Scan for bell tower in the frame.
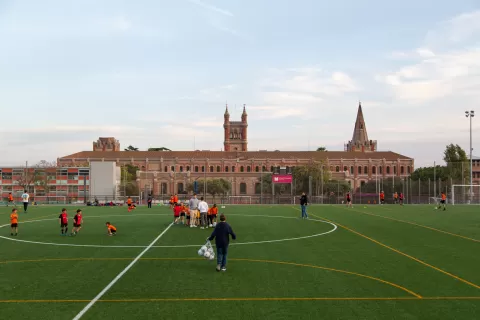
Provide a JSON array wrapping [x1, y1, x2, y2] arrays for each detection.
[[223, 104, 248, 152]]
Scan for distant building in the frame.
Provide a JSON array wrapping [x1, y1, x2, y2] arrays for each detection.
[[56, 103, 414, 195]]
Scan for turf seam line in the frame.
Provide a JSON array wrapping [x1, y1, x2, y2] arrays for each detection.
[[309, 212, 480, 291], [71, 223, 174, 320]]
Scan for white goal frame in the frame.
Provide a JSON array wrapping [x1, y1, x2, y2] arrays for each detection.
[[451, 185, 480, 205], [228, 196, 252, 204]]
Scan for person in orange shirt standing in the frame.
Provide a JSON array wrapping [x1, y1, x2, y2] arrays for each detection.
[[173, 194, 178, 205], [380, 191, 385, 205], [438, 192, 447, 211], [208, 204, 218, 227], [169, 195, 174, 209], [10, 208, 18, 236], [393, 192, 398, 204], [7, 193, 15, 207]]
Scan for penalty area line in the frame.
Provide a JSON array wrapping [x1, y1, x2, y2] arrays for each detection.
[[71, 222, 174, 320]]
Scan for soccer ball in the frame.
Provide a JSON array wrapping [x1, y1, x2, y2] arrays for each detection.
[[208, 254, 215, 260], [221, 206, 225, 209], [197, 249, 204, 256], [212, 222, 216, 227], [201, 245, 207, 252], [209, 224, 213, 227], [204, 251, 211, 259]]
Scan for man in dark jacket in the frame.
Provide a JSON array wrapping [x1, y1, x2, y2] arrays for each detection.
[[208, 214, 236, 272], [300, 192, 308, 219]]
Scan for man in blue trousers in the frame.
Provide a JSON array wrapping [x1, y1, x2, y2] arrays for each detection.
[[208, 214, 236, 272], [300, 192, 308, 219]]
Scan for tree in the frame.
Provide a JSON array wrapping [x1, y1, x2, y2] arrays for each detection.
[[292, 163, 331, 195], [316, 147, 327, 151], [186, 179, 231, 201], [120, 164, 139, 196], [148, 147, 171, 151], [34, 160, 57, 198], [124, 145, 139, 151], [410, 166, 449, 181], [443, 143, 469, 182]]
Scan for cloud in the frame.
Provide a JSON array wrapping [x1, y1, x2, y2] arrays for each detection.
[[378, 10, 480, 104], [188, 0, 233, 16]]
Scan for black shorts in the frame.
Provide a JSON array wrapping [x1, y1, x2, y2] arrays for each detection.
[[8, 200, 13, 203], [187, 215, 190, 220], [346, 198, 351, 202], [440, 200, 445, 204], [61, 223, 68, 228], [180, 212, 185, 216], [111, 230, 116, 234], [11, 223, 18, 228], [74, 223, 81, 227]]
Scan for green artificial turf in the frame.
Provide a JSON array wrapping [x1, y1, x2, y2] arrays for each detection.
[[0, 203, 479, 319]]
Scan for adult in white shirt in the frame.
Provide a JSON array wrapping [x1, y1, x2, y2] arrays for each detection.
[[21, 190, 29, 213], [198, 197, 209, 229]]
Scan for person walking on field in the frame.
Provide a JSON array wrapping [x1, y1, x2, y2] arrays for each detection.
[[21, 190, 29, 213], [208, 214, 236, 272], [189, 194, 199, 228], [198, 197, 209, 229], [300, 192, 308, 219]]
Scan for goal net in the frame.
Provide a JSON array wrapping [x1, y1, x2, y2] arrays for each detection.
[[31, 196, 67, 205], [228, 196, 252, 204], [451, 185, 480, 205]]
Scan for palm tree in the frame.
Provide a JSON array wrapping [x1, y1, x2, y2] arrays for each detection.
[[316, 147, 327, 151], [148, 147, 171, 151]]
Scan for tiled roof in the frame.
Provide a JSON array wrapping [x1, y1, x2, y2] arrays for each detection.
[[60, 150, 413, 161]]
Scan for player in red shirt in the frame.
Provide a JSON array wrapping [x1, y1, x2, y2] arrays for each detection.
[[59, 208, 69, 236], [399, 193, 404, 206], [346, 192, 352, 208], [71, 209, 83, 236], [173, 203, 182, 224]]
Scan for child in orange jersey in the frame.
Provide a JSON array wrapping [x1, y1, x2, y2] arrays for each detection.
[[10, 208, 18, 236], [106, 222, 117, 236]]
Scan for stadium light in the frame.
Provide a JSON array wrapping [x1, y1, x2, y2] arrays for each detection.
[[466, 111, 475, 199]]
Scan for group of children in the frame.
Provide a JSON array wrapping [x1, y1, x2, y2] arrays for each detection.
[[9, 207, 117, 237], [171, 201, 219, 227]]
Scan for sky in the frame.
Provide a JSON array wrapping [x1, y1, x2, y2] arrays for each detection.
[[1, 0, 479, 168]]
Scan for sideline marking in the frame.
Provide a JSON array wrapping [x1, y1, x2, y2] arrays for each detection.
[[340, 207, 480, 243], [72, 223, 173, 320], [0, 257, 420, 298], [309, 212, 480, 291], [3, 297, 480, 303], [0, 214, 337, 248]]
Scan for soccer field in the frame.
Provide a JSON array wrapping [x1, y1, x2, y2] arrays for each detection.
[[0, 204, 479, 319]]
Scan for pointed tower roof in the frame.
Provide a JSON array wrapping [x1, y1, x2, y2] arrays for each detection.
[[242, 104, 247, 115], [224, 103, 229, 115], [351, 101, 369, 143]]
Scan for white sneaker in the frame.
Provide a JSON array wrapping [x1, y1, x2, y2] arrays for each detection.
[[200, 227, 204, 229], [221, 267, 226, 272], [209, 224, 213, 227]]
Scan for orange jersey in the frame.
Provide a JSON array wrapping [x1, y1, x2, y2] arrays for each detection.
[[173, 196, 178, 203], [380, 192, 385, 200], [10, 213, 18, 224], [127, 199, 132, 205], [181, 205, 189, 215], [169, 197, 174, 203], [8, 195, 13, 201], [108, 225, 117, 231], [442, 194, 446, 200], [208, 207, 218, 215], [394, 193, 398, 199]]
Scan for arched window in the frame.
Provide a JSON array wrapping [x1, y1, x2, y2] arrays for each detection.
[[232, 166, 235, 172], [216, 166, 221, 172], [240, 183, 247, 194], [255, 166, 259, 172], [270, 166, 274, 172], [262, 166, 267, 172], [358, 166, 362, 174], [179, 166, 183, 172], [201, 166, 205, 172], [350, 166, 354, 174], [344, 166, 348, 172], [225, 166, 229, 172], [335, 166, 340, 172], [209, 166, 214, 173], [186, 166, 190, 172], [401, 166, 404, 174], [372, 166, 376, 174], [364, 166, 368, 175], [407, 166, 411, 174], [247, 166, 251, 172], [361, 180, 366, 186], [194, 166, 199, 172], [240, 166, 244, 172], [171, 166, 175, 172], [386, 166, 390, 174], [164, 166, 168, 172], [255, 183, 261, 194]]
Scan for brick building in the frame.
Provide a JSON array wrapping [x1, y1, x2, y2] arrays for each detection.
[[56, 103, 414, 197]]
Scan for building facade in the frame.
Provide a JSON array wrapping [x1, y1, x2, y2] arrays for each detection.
[[56, 104, 414, 197]]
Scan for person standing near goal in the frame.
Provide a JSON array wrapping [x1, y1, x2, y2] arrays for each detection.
[[21, 190, 29, 213], [300, 192, 308, 219], [438, 192, 447, 211], [198, 197, 209, 229], [189, 194, 199, 228]]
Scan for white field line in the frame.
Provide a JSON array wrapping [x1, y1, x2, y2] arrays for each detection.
[[72, 223, 173, 320]]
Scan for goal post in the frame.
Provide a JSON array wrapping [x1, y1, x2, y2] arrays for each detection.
[[451, 185, 480, 205], [228, 196, 252, 204]]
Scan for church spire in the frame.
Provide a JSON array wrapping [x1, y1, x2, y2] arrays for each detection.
[[345, 102, 377, 152], [224, 103, 229, 115], [241, 104, 247, 122]]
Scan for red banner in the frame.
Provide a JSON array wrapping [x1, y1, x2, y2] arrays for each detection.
[[272, 174, 292, 184]]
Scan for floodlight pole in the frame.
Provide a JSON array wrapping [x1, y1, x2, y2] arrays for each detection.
[[466, 110, 475, 200]]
